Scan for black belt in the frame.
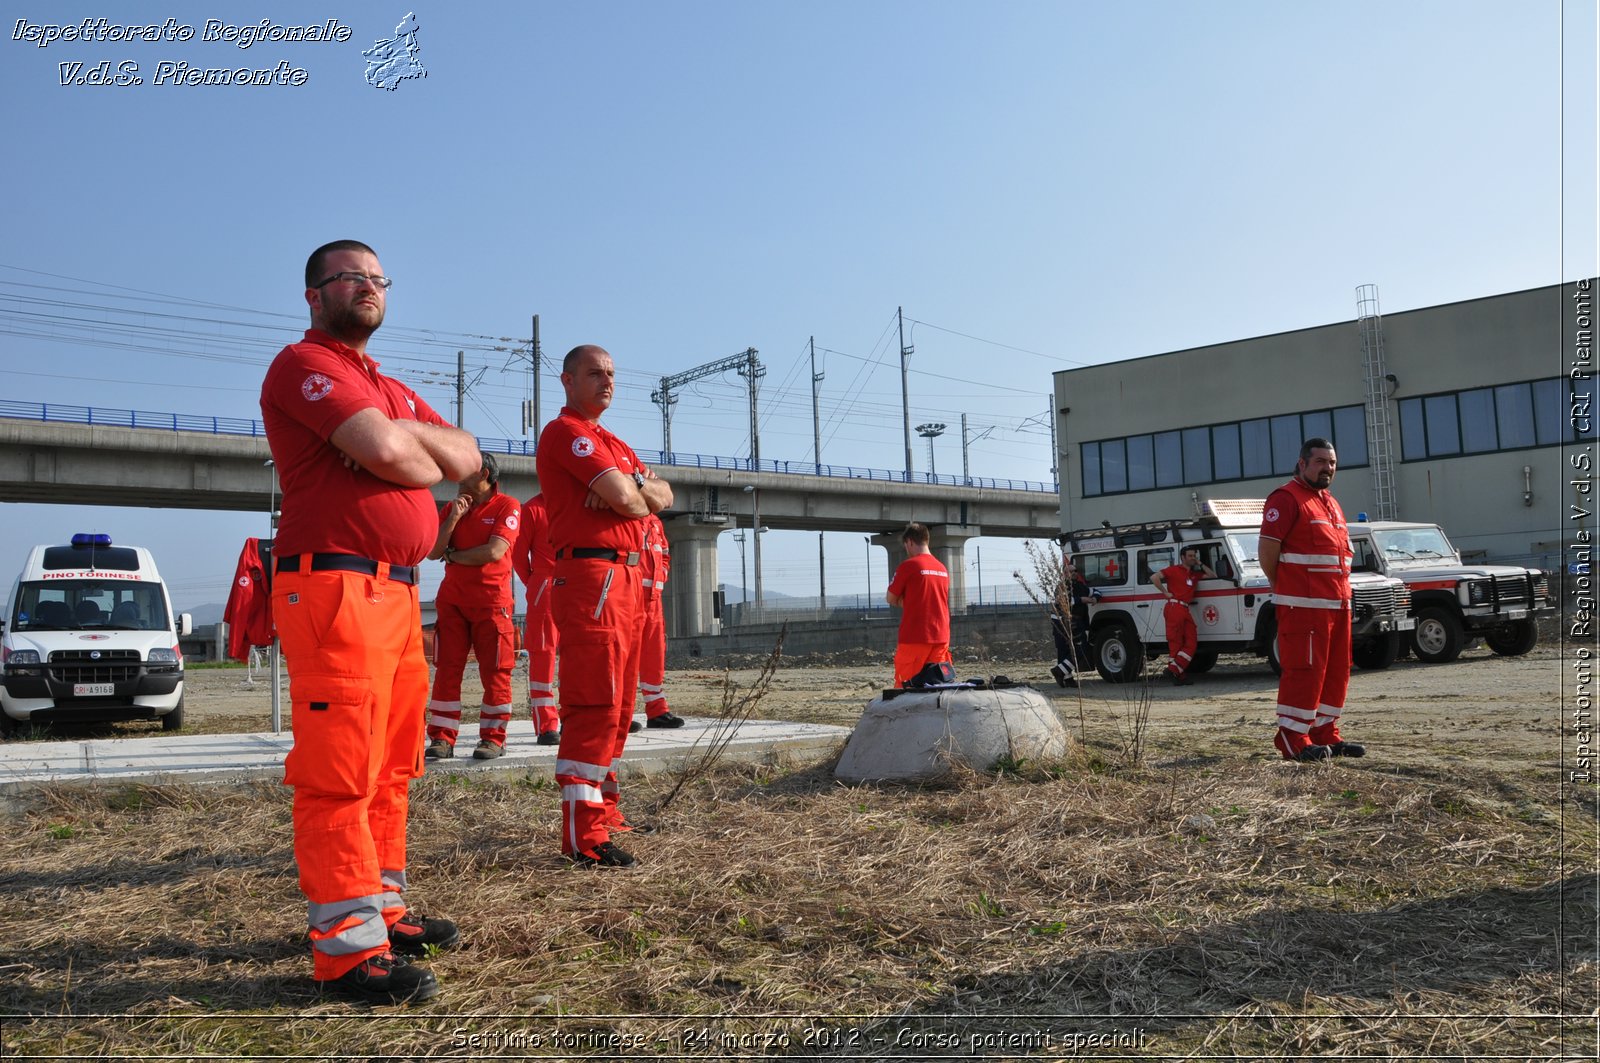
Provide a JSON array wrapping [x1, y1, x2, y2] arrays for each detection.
[[556, 547, 640, 566], [275, 553, 419, 585]]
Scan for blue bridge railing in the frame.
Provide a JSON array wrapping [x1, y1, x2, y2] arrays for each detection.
[[0, 399, 1057, 494]]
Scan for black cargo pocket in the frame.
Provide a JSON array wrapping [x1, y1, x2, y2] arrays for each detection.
[[283, 673, 376, 797]]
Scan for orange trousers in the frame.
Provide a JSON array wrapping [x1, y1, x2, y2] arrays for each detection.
[[893, 641, 952, 687], [524, 568, 559, 733], [274, 565, 427, 980], [551, 558, 643, 855]]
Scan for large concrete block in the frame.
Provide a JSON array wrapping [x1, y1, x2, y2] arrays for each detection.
[[834, 686, 1069, 783]]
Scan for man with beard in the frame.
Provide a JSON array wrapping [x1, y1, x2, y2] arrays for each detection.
[[261, 240, 480, 1003], [1259, 437, 1365, 762], [536, 344, 673, 868]]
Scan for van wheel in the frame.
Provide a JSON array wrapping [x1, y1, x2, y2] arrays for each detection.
[[1484, 618, 1538, 656], [1092, 622, 1146, 684], [161, 698, 185, 732], [1353, 632, 1401, 671], [1187, 649, 1219, 674], [1259, 613, 1282, 677], [1411, 606, 1463, 664]]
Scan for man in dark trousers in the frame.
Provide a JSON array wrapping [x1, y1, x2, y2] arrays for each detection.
[[261, 239, 479, 1004]]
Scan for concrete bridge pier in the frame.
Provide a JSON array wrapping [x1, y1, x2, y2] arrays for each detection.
[[660, 516, 727, 638]]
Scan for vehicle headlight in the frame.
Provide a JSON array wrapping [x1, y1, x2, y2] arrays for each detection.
[[147, 648, 180, 664], [1464, 581, 1491, 605], [5, 649, 41, 666]]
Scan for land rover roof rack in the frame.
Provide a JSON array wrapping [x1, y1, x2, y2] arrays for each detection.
[[1058, 499, 1267, 551]]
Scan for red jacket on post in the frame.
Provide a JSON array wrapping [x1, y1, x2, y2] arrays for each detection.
[[223, 537, 274, 659]]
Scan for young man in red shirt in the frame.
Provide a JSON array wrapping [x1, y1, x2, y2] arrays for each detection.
[[261, 239, 480, 1004], [423, 451, 521, 760], [886, 522, 952, 687], [535, 345, 673, 868], [1151, 545, 1217, 686]]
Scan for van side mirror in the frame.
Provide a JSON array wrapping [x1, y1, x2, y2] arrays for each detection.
[[179, 613, 193, 637]]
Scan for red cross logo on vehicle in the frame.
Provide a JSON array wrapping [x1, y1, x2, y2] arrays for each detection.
[[1203, 605, 1219, 625]]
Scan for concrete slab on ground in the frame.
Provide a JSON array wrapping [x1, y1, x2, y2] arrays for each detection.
[[0, 716, 852, 797]]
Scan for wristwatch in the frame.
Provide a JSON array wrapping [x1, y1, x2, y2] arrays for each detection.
[[632, 471, 646, 489]]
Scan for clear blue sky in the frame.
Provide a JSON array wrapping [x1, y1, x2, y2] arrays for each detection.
[[1, 1, 1594, 613]]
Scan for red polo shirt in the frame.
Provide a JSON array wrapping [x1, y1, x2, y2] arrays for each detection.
[[436, 488, 520, 609], [511, 494, 555, 595], [888, 552, 951, 644], [261, 329, 448, 565], [534, 406, 649, 555], [1158, 563, 1202, 605]]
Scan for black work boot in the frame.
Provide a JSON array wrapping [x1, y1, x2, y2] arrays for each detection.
[[316, 950, 440, 1004]]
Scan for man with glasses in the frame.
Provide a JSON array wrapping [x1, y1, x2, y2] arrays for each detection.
[[262, 239, 480, 1004]]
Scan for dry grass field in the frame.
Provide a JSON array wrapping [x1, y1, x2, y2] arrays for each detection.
[[0, 642, 1594, 1060]]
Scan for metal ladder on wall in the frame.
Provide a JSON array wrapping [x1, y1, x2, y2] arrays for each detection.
[[1356, 284, 1399, 520]]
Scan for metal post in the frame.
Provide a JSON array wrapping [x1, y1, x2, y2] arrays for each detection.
[[531, 314, 541, 445], [1047, 394, 1057, 488], [864, 536, 872, 614], [916, 422, 946, 478], [961, 413, 970, 485], [898, 306, 913, 479], [456, 350, 465, 428], [810, 335, 823, 475], [818, 531, 826, 611]]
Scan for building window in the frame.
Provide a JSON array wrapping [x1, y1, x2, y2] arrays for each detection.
[[1081, 441, 1101, 496], [1494, 383, 1535, 448], [1241, 419, 1273, 478], [1182, 427, 1212, 484], [1423, 394, 1461, 455], [1101, 438, 1127, 493], [1154, 431, 1183, 488], [1080, 404, 1372, 498], [1333, 405, 1368, 466], [1213, 423, 1242, 480], [1458, 388, 1497, 453], [1270, 414, 1302, 474], [1395, 376, 1581, 461], [1126, 434, 1155, 491]]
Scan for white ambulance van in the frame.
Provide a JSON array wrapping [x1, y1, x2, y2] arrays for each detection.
[[0, 534, 192, 734]]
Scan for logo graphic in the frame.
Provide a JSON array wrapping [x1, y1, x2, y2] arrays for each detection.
[[238, 575, 251, 587], [1202, 605, 1219, 626], [364, 12, 426, 90], [302, 373, 333, 401], [505, 514, 519, 531], [80, 636, 108, 643], [571, 437, 595, 458], [1265, 506, 1280, 523]]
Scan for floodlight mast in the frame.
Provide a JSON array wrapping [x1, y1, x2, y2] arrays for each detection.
[[651, 347, 761, 458]]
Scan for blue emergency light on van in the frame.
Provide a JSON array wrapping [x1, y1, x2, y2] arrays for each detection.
[[71, 533, 114, 548]]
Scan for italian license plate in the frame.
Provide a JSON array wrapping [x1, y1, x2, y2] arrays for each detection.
[[74, 683, 114, 697]]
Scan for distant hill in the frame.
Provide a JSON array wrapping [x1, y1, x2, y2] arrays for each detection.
[[184, 602, 226, 626]]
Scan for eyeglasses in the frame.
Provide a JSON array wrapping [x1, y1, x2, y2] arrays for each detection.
[[313, 271, 393, 290]]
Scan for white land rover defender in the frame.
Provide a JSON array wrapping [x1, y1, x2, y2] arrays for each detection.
[[0, 534, 192, 733], [1345, 520, 1552, 663], [1062, 500, 1413, 683]]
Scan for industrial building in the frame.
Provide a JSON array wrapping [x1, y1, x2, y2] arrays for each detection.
[[1051, 280, 1594, 568]]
